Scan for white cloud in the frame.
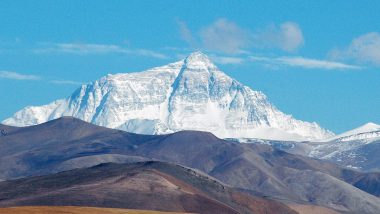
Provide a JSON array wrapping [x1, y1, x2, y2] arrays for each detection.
[[49, 80, 84, 85], [0, 71, 40, 80], [199, 18, 249, 54], [278, 22, 305, 52], [250, 56, 360, 70], [55, 43, 122, 54], [132, 49, 168, 59], [176, 19, 195, 47], [34, 43, 168, 59], [277, 57, 360, 69], [254, 22, 304, 52], [210, 55, 245, 65], [0, 71, 86, 86], [178, 19, 304, 54], [329, 32, 380, 66]]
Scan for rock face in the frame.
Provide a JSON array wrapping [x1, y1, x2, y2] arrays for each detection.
[[3, 52, 333, 141]]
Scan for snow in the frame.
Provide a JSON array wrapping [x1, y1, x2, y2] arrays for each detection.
[[323, 122, 380, 142], [2, 51, 334, 141], [230, 122, 380, 170], [306, 123, 380, 170]]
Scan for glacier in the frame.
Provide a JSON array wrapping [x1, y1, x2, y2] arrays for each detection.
[[3, 52, 334, 141]]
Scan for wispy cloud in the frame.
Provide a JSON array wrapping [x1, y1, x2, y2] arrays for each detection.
[[329, 32, 380, 66], [200, 18, 249, 54], [210, 55, 245, 65], [34, 43, 168, 59], [176, 19, 196, 47], [253, 22, 304, 52], [177, 18, 305, 54], [250, 56, 360, 70], [51, 43, 122, 54], [0, 71, 85, 86], [0, 71, 40, 80], [132, 49, 168, 59], [49, 80, 84, 85]]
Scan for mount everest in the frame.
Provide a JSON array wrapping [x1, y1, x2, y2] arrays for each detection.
[[2, 51, 380, 213], [3, 52, 334, 141]]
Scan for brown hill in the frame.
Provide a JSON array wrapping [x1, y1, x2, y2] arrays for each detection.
[[0, 206, 186, 214], [0, 161, 296, 214], [1, 117, 380, 213]]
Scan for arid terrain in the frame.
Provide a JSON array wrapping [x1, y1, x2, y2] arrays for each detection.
[[0, 161, 296, 214], [1, 117, 380, 213], [0, 206, 188, 214]]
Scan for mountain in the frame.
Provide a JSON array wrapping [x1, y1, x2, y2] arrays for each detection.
[[325, 122, 380, 142], [235, 122, 380, 172], [0, 161, 297, 214], [0, 124, 20, 136], [2, 52, 333, 141], [308, 122, 380, 171], [1, 117, 380, 213], [0, 207, 186, 214]]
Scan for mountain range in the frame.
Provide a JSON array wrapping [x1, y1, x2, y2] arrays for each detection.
[[2, 52, 333, 141], [4, 51, 378, 171], [1, 52, 380, 213], [242, 122, 380, 171], [1, 117, 380, 213], [309, 122, 380, 171]]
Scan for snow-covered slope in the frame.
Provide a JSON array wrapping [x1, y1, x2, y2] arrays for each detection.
[[308, 122, 380, 170], [325, 122, 380, 142], [3, 52, 334, 141], [227, 122, 380, 171]]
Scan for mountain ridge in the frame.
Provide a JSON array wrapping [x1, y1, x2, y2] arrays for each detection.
[[324, 122, 380, 142], [3, 51, 333, 141], [0, 161, 297, 214], [1, 116, 380, 213]]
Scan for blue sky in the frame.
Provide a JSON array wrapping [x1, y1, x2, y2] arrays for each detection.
[[0, 0, 379, 133]]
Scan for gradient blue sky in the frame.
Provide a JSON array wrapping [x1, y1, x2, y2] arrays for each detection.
[[1, 0, 379, 133]]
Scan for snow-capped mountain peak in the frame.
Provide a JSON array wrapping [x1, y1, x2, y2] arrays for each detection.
[[325, 122, 380, 142], [344, 122, 380, 135], [2, 52, 334, 141], [183, 51, 216, 69], [308, 122, 380, 170]]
